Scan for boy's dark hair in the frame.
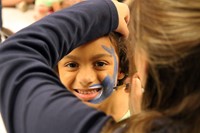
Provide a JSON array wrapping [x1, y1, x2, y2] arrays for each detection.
[[108, 32, 129, 86]]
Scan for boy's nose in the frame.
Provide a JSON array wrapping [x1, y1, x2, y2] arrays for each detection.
[[77, 67, 96, 87]]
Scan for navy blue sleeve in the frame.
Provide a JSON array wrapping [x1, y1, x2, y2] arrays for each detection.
[[0, 0, 118, 133]]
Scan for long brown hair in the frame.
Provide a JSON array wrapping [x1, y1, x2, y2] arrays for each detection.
[[103, 0, 200, 132]]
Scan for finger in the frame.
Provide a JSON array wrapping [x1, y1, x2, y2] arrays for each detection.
[[117, 8, 130, 38], [112, 0, 130, 38], [121, 3, 130, 38], [119, 20, 129, 38], [124, 6, 130, 24]]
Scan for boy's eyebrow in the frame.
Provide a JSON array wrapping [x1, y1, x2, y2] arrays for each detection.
[[64, 55, 79, 60], [91, 54, 112, 59], [64, 54, 112, 60]]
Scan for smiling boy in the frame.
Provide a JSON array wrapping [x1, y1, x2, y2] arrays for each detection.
[[57, 33, 130, 121]]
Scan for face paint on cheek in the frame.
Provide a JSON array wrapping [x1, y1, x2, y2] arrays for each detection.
[[89, 45, 119, 104], [89, 75, 114, 104]]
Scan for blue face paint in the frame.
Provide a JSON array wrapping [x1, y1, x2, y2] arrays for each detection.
[[89, 45, 119, 104], [89, 75, 114, 103]]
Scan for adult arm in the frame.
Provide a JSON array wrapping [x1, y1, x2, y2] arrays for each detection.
[[0, 0, 129, 133]]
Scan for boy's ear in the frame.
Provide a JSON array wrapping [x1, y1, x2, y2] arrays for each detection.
[[118, 72, 125, 80]]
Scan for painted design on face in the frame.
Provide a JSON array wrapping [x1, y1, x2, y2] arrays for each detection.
[[88, 84, 103, 100], [89, 76, 113, 103], [89, 84, 102, 89], [89, 45, 118, 104]]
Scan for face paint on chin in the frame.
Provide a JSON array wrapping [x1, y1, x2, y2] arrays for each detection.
[[89, 75, 114, 103]]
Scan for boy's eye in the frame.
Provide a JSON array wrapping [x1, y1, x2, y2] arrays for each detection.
[[94, 61, 107, 67], [65, 62, 79, 68]]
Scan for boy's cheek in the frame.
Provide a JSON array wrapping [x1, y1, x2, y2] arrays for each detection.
[[98, 72, 111, 82], [59, 74, 75, 90]]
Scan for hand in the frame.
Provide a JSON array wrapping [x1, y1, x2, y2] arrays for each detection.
[[112, 0, 130, 38]]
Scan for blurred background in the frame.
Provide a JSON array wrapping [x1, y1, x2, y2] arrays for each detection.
[[2, 4, 35, 33], [0, 0, 83, 42]]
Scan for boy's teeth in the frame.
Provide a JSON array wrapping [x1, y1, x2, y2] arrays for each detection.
[[77, 89, 98, 94]]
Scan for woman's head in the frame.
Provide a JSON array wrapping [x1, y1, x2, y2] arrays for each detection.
[[57, 33, 128, 104], [126, 0, 200, 131], [130, 0, 200, 110]]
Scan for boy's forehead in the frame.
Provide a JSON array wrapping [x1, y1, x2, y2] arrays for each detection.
[[64, 40, 116, 56], [61, 36, 118, 60], [80, 37, 114, 49]]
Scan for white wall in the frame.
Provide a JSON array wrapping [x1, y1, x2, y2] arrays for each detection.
[[2, 6, 35, 33], [0, 113, 6, 133]]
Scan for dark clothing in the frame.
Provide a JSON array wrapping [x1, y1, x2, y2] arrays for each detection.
[[0, 0, 2, 42], [0, 0, 118, 132]]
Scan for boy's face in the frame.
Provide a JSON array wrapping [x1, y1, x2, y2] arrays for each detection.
[[58, 36, 120, 103]]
